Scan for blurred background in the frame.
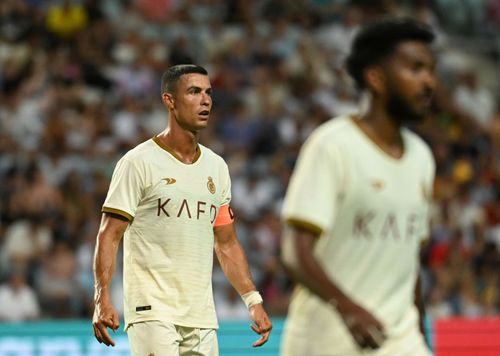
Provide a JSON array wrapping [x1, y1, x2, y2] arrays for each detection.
[[0, 0, 499, 355]]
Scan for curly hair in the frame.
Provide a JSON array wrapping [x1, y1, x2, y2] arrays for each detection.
[[346, 17, 435, 89]]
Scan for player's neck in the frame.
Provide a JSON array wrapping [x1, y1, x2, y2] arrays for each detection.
[[156, 128, 200, 164], [360, 106, 404, 159]]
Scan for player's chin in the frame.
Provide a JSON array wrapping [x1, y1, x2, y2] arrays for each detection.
[[193, 120, 209, 130], [408, 104, 431, 122], [198, 119, 209, 127], [410, 114, 428, 123], [417, 98, 433, 116]]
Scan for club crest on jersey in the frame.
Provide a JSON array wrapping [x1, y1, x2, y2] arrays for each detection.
[[162, 177, 176, 185], [207, 176, 216, 194]]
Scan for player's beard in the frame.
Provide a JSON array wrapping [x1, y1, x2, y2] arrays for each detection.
[[386, 87, 425, 124]]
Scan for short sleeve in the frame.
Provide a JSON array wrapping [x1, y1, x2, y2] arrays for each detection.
[[102, 157, 144, 221], [282, 134, 345, 234], [219, 161, 231, 207]]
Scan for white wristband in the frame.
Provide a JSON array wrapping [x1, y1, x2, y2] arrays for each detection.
[[241, 291, 263, 309]]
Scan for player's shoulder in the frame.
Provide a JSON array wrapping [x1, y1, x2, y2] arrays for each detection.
[[402, 128, 434, 161], [120, 138, 156, 163], [199, 143, 227, 166], [306, 115, 357, 149]]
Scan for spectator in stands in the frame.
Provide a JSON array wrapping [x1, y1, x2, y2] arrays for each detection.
[[452, 69, 495, 129], [36, 241, 79, 318], [0, 269, 40, 322], [46, 0, 88, 41]]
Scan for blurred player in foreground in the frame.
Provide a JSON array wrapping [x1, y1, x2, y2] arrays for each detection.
[[281, 18, 436, 356], [92, 64, 272, 355]]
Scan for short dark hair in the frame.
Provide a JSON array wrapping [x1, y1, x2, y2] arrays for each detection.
[[346, 17, 435, 89], [160, 64, 208, 95]]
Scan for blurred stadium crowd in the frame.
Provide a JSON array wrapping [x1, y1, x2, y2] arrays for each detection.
[[0, 0, 499, 325]]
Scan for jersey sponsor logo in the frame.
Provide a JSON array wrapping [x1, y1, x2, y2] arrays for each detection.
[[157, 198, 218, 223], [207, 176, 216, 194], [353, 211, 420, 241], [371, 179, 384, 191], [162, 177, 177, 185]]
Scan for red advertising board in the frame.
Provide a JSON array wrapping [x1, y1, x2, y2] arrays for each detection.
[[434, 318, 500, 356]]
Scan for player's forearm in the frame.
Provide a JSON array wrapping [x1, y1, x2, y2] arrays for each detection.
[[282, 226, 353, 308], [292, 253, 353, 309], [414, 273, 426, 338], [216, 238, 256, 295], [93, 215, 126, 302], [93, 237, 119, 301]]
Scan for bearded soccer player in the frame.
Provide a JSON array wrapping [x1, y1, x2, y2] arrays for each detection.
[[92, 64, 272, 355], [281, 18, 436, 356]]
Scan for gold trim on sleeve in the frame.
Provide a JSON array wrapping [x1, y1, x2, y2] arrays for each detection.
[[102, 207, 134, 222], [286, 218, 323, 235]]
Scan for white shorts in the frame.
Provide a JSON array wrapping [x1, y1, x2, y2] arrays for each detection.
[[127, 320, 219, 356]]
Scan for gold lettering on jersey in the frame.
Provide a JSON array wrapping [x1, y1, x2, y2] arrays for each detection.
[[162, 177, 176, 185], [406, 214, 418, 238], [156, 197, 218, 223], [197, 201, 206, 219], [210, 204, 217, 223], [353, 211, 422, 240], [380, 213, 400, 240], [353, 211, 375, 238], [157, 198, 171, 216], [177, 199, 192, 218], [207, 176, 216, 194]]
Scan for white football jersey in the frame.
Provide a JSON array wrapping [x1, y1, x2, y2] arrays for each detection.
[[282, 115, 435, 350], [103, 137, 231, 330]]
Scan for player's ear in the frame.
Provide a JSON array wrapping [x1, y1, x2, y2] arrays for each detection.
[[364, 66, 385, 95], [162, 92, 175, 109]]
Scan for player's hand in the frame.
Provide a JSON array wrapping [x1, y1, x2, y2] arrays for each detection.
[[337, 300, 386, 350], [249, 303, 273, 347], [92, 296, 120, 347]]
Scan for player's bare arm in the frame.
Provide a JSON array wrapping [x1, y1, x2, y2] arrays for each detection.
[[415, 273, 427, 339], [416, 238, 432, 348], [282, 224, 386, 350], [92, 213, 128, 347], [214, 222, 273, 347]]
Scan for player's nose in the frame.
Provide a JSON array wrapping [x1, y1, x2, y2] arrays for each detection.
[[422, 69, 437, 92], [201, 93, 211, 106]]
